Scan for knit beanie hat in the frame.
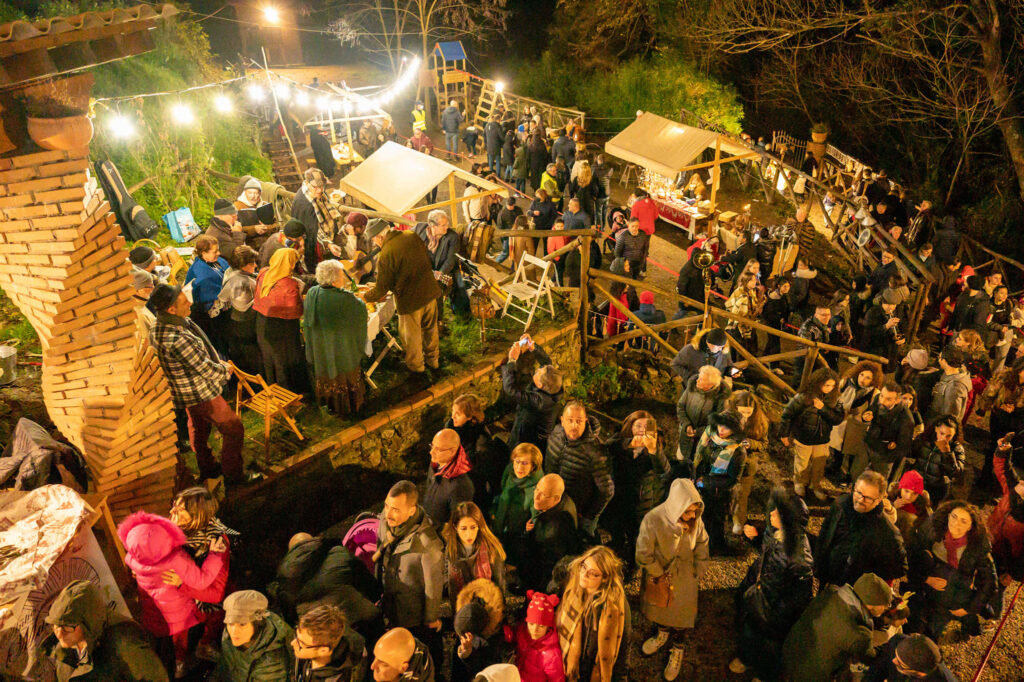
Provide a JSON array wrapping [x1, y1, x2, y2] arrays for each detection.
[[639, 291, 655, 305], [345, 212, 368, 229], [853, 572, 892, 607], [705, 327, 728, 347], [898, 470, 925, 495], [283, 219, 306, 239], [131, 268, 156, 291], [896, 634, 941, 674], [129, 246, 156, 269], [525, 591, 559, 628], [454, 597, 489, 637], [214, 198, 237, 217]]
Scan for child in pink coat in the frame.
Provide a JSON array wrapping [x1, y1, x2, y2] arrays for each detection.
[[514, 590, 565, 682], [118, 510, 227, 672]]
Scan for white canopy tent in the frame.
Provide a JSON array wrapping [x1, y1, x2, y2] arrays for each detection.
[[338, 141, 507, 229]]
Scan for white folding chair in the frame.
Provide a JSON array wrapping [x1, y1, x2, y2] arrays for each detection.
[[502, 253, 555, 331]]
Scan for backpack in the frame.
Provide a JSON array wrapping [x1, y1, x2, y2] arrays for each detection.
[[342, 513, 379, 574]]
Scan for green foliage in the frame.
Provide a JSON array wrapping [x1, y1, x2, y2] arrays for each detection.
[[515, 51, 744, 135], [569, 362, 622, 402], [0, 290, 40, 354]]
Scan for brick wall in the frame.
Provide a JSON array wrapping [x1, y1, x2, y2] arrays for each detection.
[[0, 147, 177, 518]]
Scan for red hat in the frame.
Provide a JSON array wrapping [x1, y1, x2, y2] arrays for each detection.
[[639, 291, 655, 305], [899, 470, 925, 495], [345, 212, 368, 228], [525, 590, 559, 628]]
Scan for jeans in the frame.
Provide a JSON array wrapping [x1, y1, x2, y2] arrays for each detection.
[[515, 178, 526, 193], [487, 151, 501, 177], [187, 395, 244, 481], [444, 132, 458, 155], [495, 237, 510, 263], [595, 197, 609, 229], [503, 165, 513, 182]]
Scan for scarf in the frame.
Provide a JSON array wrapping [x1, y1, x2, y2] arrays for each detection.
[[556, 590, 625, 682], [448, 541, 492, 594], [184, 517, 239, 611], [493, 468, 542, 532], [374, 507, 425, 569], [260, 247, 300, 297], [943, 531, 968, 569], [434, 446, 472, 479]]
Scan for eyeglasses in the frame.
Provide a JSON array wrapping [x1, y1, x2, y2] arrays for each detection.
[[293, 636, 323, 650], [853, 488, 880, 504]]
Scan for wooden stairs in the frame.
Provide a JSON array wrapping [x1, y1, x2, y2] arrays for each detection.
[[262, 131, 302, 192]]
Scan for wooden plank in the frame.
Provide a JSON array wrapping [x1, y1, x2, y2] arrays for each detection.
[[724, 330, 796, 396], [591, 281, 679, 356]]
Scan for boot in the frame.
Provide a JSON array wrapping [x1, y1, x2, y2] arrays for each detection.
[[664, 645, 684, 681], [642, 629, 669, 656]]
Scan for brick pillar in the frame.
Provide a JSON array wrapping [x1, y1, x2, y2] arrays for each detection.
[[0, 146, 177, 518]]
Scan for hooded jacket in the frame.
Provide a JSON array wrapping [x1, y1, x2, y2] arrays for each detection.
[[293, 625, 368, 682], [544, 415, 613, 522], [635, 479, 709, 629], [670, 332, 734, 382], [117, 511, 226, 636], [779, 393, 845, 446], [375, 507, 444, 627], [675, 376, 732, 460], [782, 582, 878, 682], [929, 368, 972, 422], [514, 621, 565, 682], [42, 580, 168, 682], [815, 494, 908, 586], [217, 611, 294, 682]]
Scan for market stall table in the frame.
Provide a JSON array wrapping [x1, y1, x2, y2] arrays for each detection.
[[649, 196, 710, 238], [362, 290, 400, 389]]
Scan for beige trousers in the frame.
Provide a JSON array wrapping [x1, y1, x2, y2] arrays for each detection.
[[397, 299, 439, 372], [793, 440, 829, 489]]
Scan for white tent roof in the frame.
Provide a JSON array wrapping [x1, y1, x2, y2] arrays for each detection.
[[338, 141, 506, 215], [604, 113, 749, 177]]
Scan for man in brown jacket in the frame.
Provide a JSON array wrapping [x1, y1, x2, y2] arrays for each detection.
[[361, 219, 442, 375]]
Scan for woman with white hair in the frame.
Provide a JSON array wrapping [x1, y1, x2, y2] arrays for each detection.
[[303, 259, 368, 414]]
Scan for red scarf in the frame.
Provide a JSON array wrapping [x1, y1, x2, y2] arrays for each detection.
[[943, 531, 968, 568], [435, 446, 472, 479], [449, 541, 492, 593]]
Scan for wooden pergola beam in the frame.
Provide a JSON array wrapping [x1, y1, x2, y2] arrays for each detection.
[[592, 281, 679, 356]]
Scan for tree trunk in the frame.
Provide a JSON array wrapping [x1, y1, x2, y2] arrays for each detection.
[[976, 4, 1024, 200]]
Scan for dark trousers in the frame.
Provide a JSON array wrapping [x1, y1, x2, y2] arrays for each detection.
[[187, 395, 244, 481]]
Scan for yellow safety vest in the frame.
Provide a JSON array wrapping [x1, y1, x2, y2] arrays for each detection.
[[412, 109, 426, 131]]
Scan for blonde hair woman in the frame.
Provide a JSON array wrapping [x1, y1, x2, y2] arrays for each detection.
[[557, 546, 630, 682]]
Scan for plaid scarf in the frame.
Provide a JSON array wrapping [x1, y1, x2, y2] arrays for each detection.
[[184, 518, 239, 612], [556, 589, 625, 682], [434, 446, 473, 479], [447, 541, 492, 594]]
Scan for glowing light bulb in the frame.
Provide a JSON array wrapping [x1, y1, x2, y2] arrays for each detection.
[[214, 94, 232, 113], [316, 95, 329, 111], [274, 83, 290, 102], [495, 81, 505, 94], [108, 114, 135, 139], [264, 6, 280, 23], [247, 83, 265, 102], [295, 90, 309, 107], [170, 103, 194, 125]]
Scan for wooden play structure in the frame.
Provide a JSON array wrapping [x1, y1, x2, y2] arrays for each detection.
[[0, 5, 180, 520], [430, 41, 471, 120]]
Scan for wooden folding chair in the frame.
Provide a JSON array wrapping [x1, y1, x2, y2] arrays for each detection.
[[501, 252, 555, 332], [229, 362, 304, 458]]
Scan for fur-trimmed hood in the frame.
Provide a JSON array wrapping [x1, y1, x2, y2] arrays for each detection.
[[117, 511, 187, 568], [456, 578, 505, 637]]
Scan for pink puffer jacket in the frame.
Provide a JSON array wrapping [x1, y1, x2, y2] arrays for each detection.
[[515, 622, 565, 682], [117, 511, 226, 636]]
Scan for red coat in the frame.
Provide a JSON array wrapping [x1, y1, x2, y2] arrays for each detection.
[[630, 197, 659, 236], [605, 292, 630, 337], [118, 512, 226, 636], [253, 273, 303, 320], [514, 622, 565, 682], [989, 453, 1024, 580]]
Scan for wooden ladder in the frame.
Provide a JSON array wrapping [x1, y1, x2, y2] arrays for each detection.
[[473, 79, 498, 127]]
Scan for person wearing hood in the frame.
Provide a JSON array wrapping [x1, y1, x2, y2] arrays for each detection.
[[886, 470, 933, 544], [780, 368, 843, 499], [453, 579, 509, 682], [816, 471, 908, 587], [442, 502, 507, 606], [217, 590, 294, 682], [864, 633, 958, 682], [927, 346, 972, 423], [635, 478, 709, 681], [788, 257, 817, 318], [989, 437, 1024, 588], [669, 327, 735, 383], [907, 501, 999, 639], [492, 443, 544, 567], [116, 511, 228, 676], [730, 486, 814, 680], [501, 336, 563, 452], [514, 591, 564, 682], [693, 410, 747, 555], [782, 572, 894, 682], [520, 474, 579, 593], [371, 627, 435, 682], [375, 481, 445, 638], [675, 365, 732, 462], [423, 428, 475, 528], [544, 401, 613, 536], [204, 198, 246, 264], [41, 580, 168, 682], [273, 532, 382, 640], [932, 216, 961, 265], [292, 604, 368, 682], [233, 177, 277, 250]]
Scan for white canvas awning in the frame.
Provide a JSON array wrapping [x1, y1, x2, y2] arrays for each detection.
[[604, 113, 750, 178], [338, 141, 507, 215]]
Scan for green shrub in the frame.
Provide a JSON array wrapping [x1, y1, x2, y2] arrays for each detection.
[[569, 362, 622, 402]]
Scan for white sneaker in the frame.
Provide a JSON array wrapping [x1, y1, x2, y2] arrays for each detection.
[[729, 657, 747, 674], [664, 646, 684, 681], [731, 522, 743, 535], [794, 483, 806, 496], [643, 629, 669, 656]]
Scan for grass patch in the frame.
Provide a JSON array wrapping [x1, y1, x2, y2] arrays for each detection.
[[0, 290, 40, 355]]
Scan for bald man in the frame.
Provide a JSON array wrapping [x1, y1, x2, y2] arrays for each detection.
[[372, 628, 436, 682], [520, 473, 580, 592], [421, 428, 474, 527]]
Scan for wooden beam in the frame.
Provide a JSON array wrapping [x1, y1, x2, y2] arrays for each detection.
[[591, 314, 705, 351], [733, 348, 806, 369], [724, 330, 796, 396], [413, 187, 504, 215], [447, 172, 459, 232], [592, 281, 679, 356], [579, 235, 591, 357], [966, 236, 1024, 274], [799, 348, 819, 392], [676, 152, 759, 173]]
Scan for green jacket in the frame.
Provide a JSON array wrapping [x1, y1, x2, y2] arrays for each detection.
[[42, 580, 168, 682], [512, 145, 528, 179], [217, 611, 295, 682], [782, 584, 876, 682], [304, 285, 369, 376], [363, 230, 442, 315]]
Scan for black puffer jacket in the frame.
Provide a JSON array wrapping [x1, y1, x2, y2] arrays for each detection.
[[909, 517, 999, 618], [816, 494, 908, 586], [738, 529, 814, 632], [670, 335, 735, 382], [864, 399, 914, 458], [273, 536, 381, 629], [675, 376, 732, 460], [501, 361, 562, 450], [911, 438, 966, 492], [779, 393, 844, 446], [545, 415, 613, 522]]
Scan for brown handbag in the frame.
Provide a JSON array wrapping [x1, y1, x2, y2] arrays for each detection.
[[643, 572, 674, 608]]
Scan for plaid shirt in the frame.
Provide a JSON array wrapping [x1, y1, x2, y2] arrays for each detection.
[[150, 312, 230, 408]]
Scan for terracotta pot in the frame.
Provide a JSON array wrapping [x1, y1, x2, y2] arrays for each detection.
[[26, 115, 93, 150], [810, 131, 828, 143], [807, 140, 827, 160]]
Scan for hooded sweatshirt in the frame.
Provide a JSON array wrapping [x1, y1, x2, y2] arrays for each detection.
[[42, 580, 168, 682], [929, 367, 972, 422]]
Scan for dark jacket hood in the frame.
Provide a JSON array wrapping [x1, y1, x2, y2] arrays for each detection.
[[45, 580, 114, 649]]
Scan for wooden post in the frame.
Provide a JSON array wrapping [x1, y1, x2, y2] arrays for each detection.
[[910, 281, 932, 342], [799, 348, 819, 392], [579, 235, 591, 357], [448, 172, 459, 232], [710, 137, 722, 213], [592, 281, 679, 356], [724, 331, 796, 396], [755, 154, 773, 204], [591, 314, 705, 351]]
